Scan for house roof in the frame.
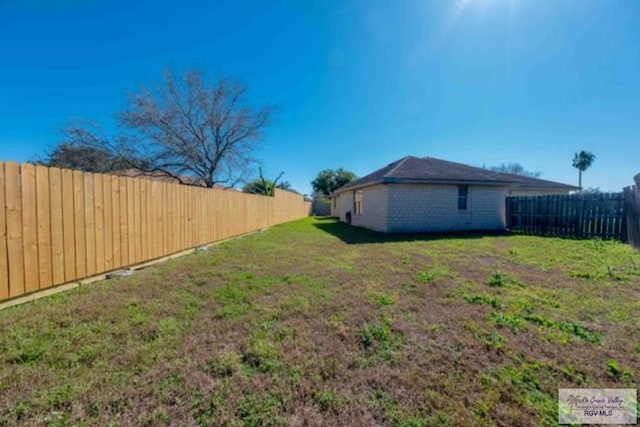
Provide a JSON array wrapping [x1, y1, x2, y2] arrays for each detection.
[[335, 156, 578, 193]]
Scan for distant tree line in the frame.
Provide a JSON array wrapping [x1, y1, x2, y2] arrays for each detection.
[[481, 163, 541, 178]]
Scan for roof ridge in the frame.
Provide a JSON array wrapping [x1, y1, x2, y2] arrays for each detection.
[[384, 156, 413, 178]]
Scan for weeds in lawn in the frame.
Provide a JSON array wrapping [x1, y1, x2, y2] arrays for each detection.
[[5, 332, 51, 366], [416, 266, 450, 283], [401, 282, 417, 291], [370, 390, 433, 427], [279, 295, 310, 315], [368, 291, 395, 307], [568, 270, 594, 279], [315, 390, 342, 413], [607, 358, 621, 376], [417, 270, 436, 283], [561, 363, 587, 384], [555, 319, 602, 344], [606, 359, 635, 383], [459, 292, 502, 309], [520, 313, 602, 344], [155, 374, 184, 405], [204, 352, 241, 378], [479, 359, 558, 426], [475, 331, 507, 352], [236, 392, 287, 426], [360, 316, 404, 362], [194, 380, 232, 425], [453, 282, 602, 344], [487, 271, 506, 287], [241, 338, 280, 373], [487, 311, 526, 333], [319, 357, 339, 380], [487, 308, 602, 344]]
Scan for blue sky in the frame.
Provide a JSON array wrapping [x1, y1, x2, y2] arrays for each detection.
[[1, 0, 639, 194]]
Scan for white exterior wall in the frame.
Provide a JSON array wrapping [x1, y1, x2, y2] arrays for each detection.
[[332, 191, 353, 221], [333, 185, 389, 232], [330, 195, 340, 217], [351, 184, 388, 232]]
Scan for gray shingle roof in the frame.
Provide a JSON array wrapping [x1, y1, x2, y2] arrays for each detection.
[[335, 156, 578, 193]]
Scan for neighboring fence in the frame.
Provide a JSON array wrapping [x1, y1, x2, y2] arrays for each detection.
[[505, 192, 627, 240], [0, 162, 311, 302], [623, 174, 640, 250], [312, 197, 331, 216]]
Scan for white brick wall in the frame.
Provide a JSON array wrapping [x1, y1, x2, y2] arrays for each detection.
[[385, 184, 509, 232]]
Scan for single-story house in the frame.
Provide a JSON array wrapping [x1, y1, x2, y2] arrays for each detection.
[[331, 156, 578, 233]]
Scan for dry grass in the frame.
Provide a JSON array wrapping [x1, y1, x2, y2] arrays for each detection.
[[1, 217, 639, 426]]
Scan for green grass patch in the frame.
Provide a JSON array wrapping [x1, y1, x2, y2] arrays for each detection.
[[486, 271, 507, 287], [368, 291, 396, 307], [478, 359, 559, 425], [360, 316, 405, 362], [475, 330, 507, 352], [458, 292, 502, 309]]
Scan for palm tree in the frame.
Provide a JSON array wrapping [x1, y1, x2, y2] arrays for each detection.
[[572, 151, 595, 189]]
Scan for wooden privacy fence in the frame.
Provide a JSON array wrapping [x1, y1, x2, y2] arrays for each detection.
[[623, 174, 640, 250], [0, 162, 311, 302], [505, 192, 627, 240]]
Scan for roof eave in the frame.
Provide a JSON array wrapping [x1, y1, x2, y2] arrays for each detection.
[[333, 179, 385, 195], [333, 178, 577, 195]]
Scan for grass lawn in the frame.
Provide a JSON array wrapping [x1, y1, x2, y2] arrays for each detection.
[[1, 217, 639, 426]]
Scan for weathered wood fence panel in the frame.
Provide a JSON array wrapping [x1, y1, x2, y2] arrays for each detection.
[[506, 193, 627, 240], [5, 162, 24, 297], [623, 174, 640, 250], [0, 162, 311, 302]]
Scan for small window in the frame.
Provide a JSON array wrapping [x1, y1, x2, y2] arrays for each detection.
[[333, 196, 337, 209], [355, 191, 363, 214], [458, 185, 468, 210]]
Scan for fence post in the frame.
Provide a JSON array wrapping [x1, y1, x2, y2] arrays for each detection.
[[624, 183, 640, 250], [575, 196, 584, 238]]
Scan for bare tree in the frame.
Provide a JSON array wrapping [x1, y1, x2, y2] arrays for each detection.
[[64, 69, 274, 187]]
